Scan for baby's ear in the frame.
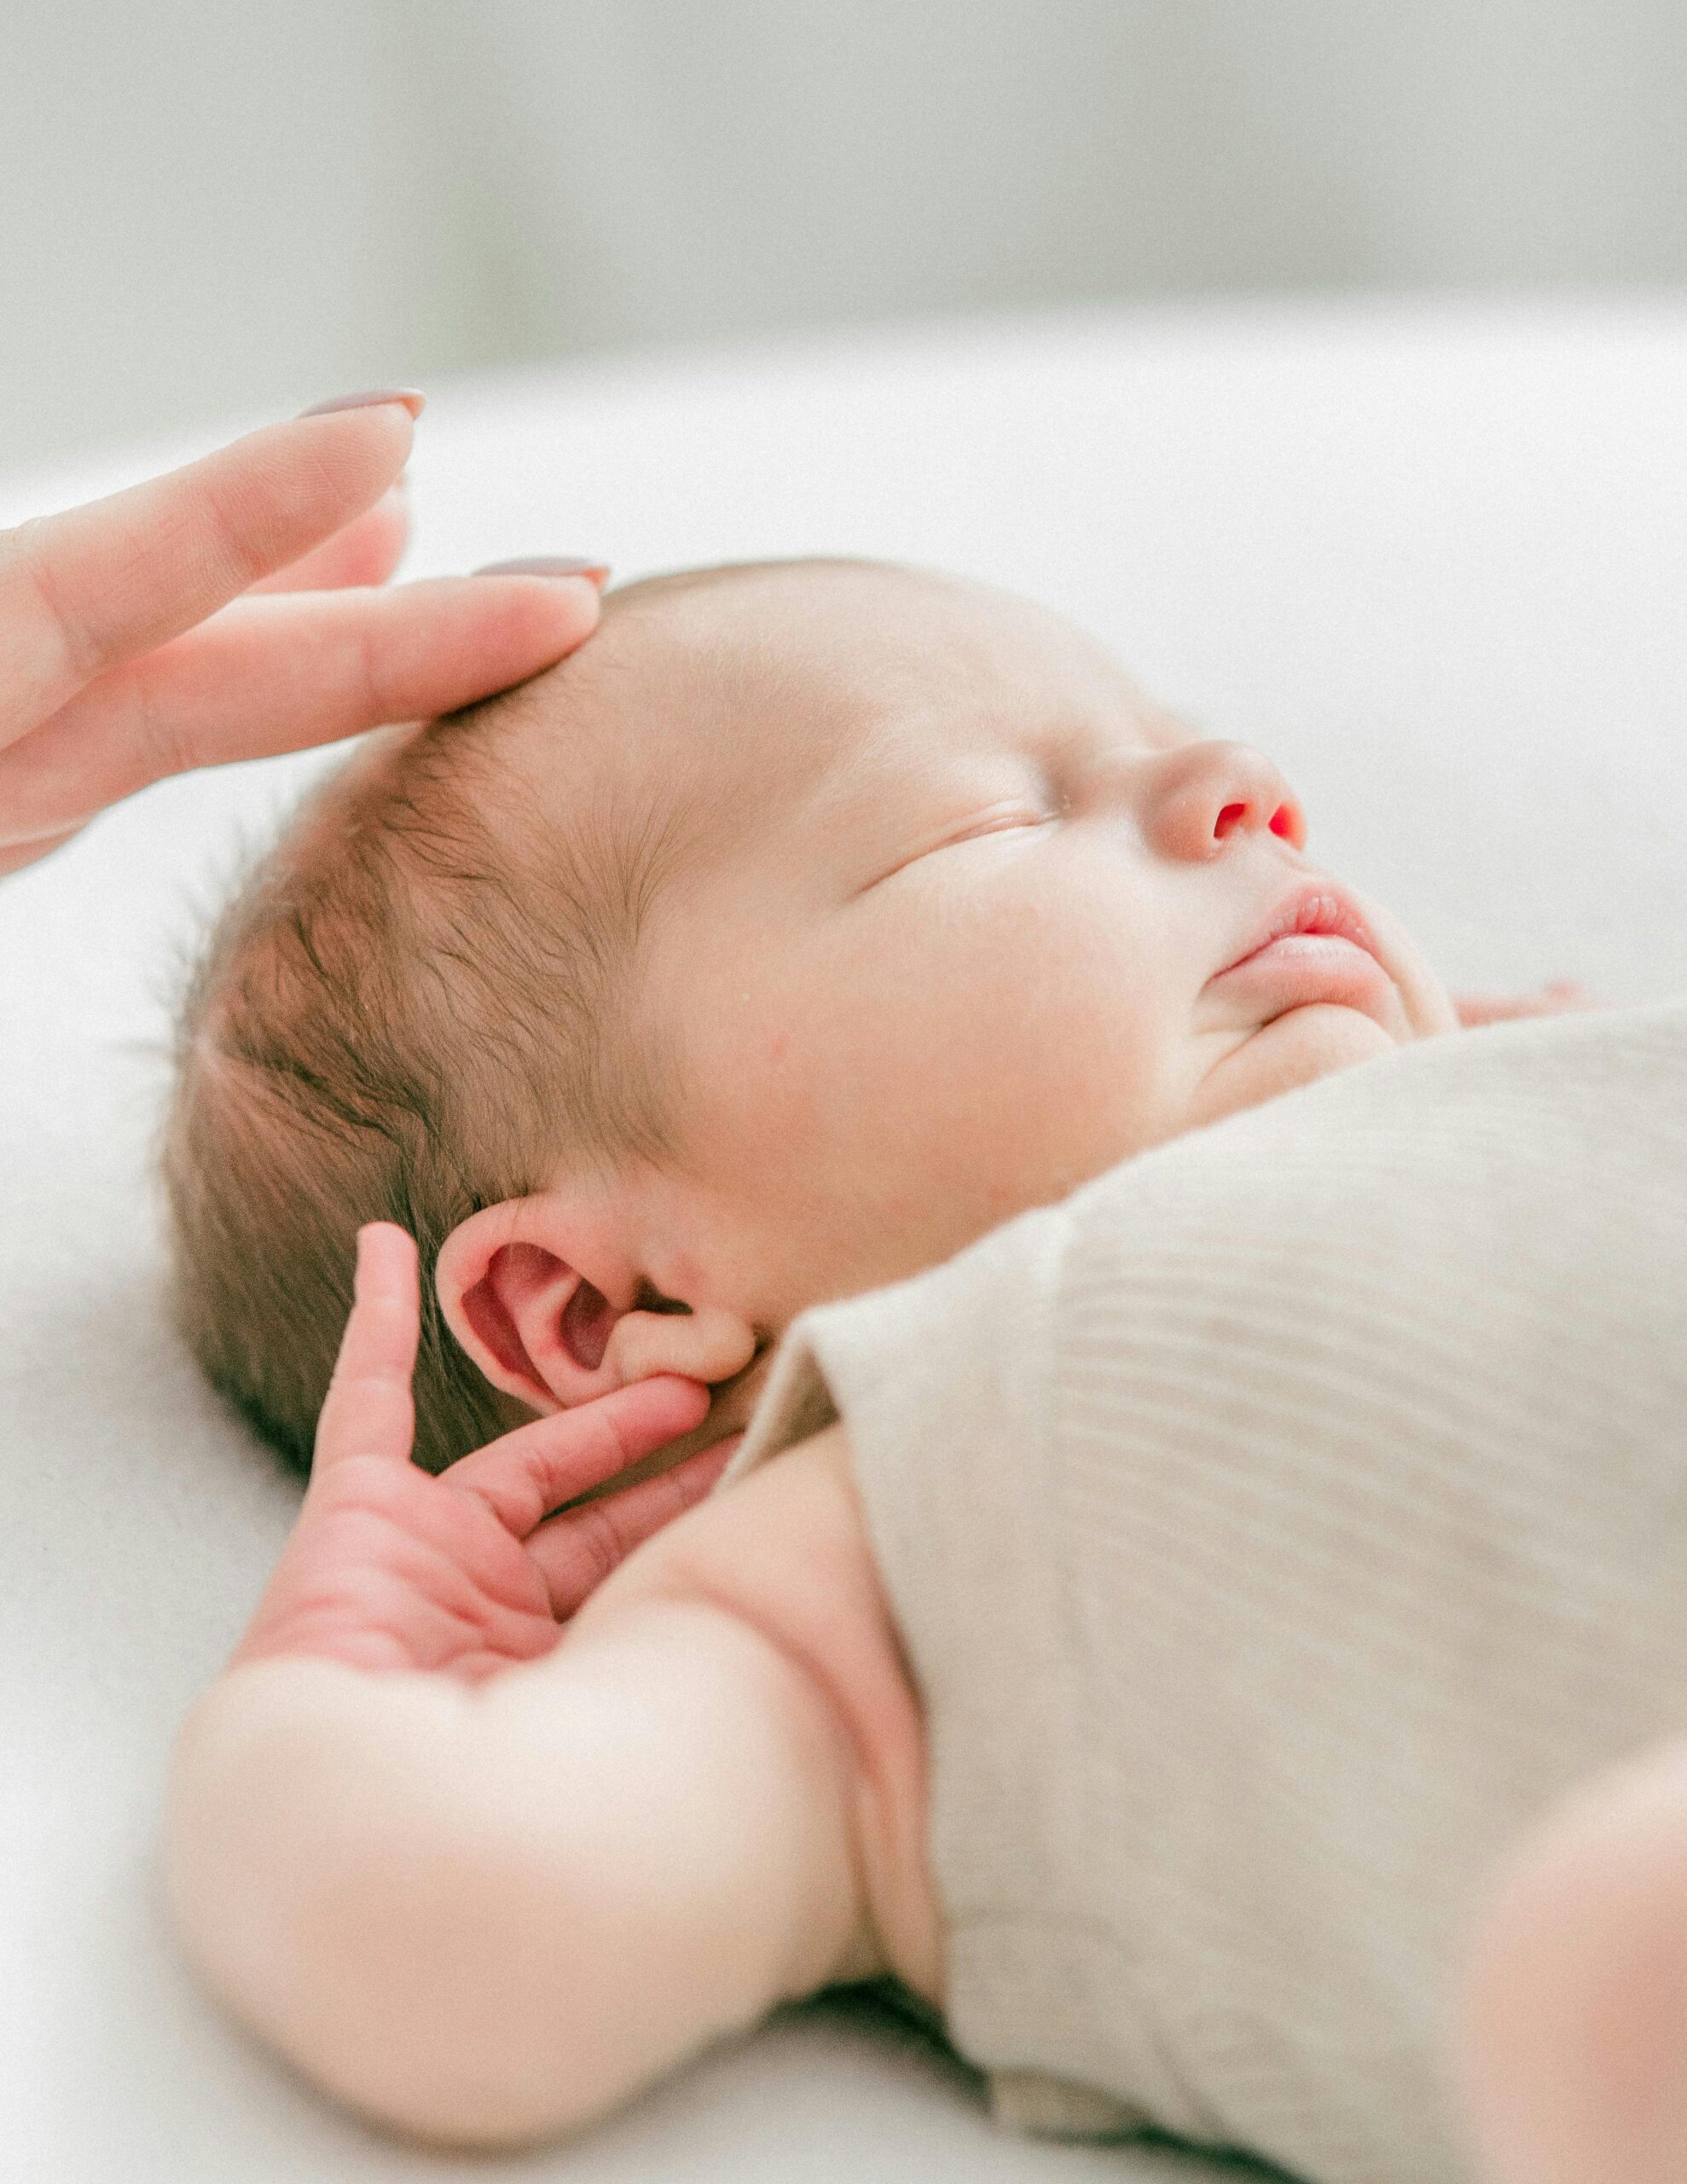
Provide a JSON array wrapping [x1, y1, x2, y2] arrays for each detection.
[[436, 1211, 606, 1412], [436, 1197, 757, 1413]]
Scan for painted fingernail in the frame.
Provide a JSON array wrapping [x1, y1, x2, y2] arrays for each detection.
[[299, 388, 426, 420], [473, 555, 610, 588]]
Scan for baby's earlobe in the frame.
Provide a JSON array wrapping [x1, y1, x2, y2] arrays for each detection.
[[605, 1304, 758, 1395]]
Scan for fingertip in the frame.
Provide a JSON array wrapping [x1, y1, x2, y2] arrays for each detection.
[[354, 1222, 418, 1287], [358, 1219, 413, 1246], [475, 571, 603, 652], [678, 1382, 717, 1429], [229, 404, 415, 549], [298, 388, 426, 421], [287, 400, 416, 456], [472, 556, 610, 586], [628, 1370, 713, 1427], [523, 572, 605, 640]]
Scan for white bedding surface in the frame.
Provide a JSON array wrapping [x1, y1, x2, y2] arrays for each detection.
[[3, 296, 1684, 2182]]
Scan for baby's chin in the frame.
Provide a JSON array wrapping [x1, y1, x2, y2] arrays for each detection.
[[1211, 1002, 1408, 1123]]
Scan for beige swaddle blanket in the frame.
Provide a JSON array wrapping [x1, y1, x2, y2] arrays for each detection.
[[716, 998, 1687, 2184]]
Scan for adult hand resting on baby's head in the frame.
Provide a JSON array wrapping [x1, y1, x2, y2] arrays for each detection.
[[0, 392, 605, 877], [231, 1224, 723, 1681]]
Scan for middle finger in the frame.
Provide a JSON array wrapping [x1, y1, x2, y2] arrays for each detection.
[[449, 1374, 712, 1538]]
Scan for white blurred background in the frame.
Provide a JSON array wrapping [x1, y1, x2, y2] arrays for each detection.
[[5, 0, 1686, 468]]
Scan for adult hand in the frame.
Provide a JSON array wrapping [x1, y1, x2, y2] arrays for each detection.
[[0, 394, 605, 876], [231, 1225, 734, 1682], [1453, 979, 1604, 1028]]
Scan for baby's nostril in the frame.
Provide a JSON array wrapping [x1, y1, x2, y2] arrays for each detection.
[[1214, 803, 1247, 839], [1268, 804, 1295, 839]]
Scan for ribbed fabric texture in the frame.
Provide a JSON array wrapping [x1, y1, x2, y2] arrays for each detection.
[[717, 999, 1687, 2184]]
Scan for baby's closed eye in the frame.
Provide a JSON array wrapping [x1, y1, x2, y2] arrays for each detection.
[[859, 799, 1058, 894], [935, 800, 1059, 852]]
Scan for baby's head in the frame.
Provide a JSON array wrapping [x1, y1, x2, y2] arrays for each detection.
[[165, 561, 1456, 1473]]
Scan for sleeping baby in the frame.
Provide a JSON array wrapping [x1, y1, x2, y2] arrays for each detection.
[[162, 556, 1458, 1480], [161, 561, 1687, 2184]]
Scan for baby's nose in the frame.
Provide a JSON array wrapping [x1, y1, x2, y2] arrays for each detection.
[[1141, 741, 1305, 859]]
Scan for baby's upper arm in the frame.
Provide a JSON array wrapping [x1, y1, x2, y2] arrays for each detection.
[[165, 1582, 871, 2149]]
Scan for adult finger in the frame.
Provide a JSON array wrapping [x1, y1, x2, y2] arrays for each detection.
[[312, 1223, 421, 1478], [1453, 984, 1601, 1029], [448, 1374, 713, 1538], [1454, 994, 1528, 1027], [526, 1436, 741, 1620], [0, 571, 603, 847], [247, 484, 409, 595], [0, 402, 416, 743]]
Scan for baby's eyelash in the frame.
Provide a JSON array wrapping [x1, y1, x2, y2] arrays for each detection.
[[945, 806, 1055, 848], [855, 798, 1056, 896]]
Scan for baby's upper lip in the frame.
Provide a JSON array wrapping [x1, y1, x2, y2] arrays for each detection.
[[1213, 881, 1383, 980]]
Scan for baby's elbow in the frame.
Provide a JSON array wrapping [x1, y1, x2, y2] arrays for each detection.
[[164, 1661, 593, 2151], [1455, 1742, 1687, 2184], [281, 1839, 626, 2152]]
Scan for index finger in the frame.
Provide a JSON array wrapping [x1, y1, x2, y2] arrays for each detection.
[[311, 1223, 422, 1478], [0, 402, 415, 746]]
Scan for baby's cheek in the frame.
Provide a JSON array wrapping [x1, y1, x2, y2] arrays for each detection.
[[879, 981, 1139, 1223]]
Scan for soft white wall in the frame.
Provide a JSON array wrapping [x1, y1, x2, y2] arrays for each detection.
[[4, 0, 1685, 468], [3, 3, 404, 468]]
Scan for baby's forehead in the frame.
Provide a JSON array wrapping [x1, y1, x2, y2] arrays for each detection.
[[496, 561, 1144, 843]]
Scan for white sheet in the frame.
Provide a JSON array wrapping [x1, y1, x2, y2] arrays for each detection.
[[3, 296, 1684, 2182]]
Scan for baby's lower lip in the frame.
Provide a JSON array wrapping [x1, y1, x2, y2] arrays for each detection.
[[1208, 932, 1392, 1014]]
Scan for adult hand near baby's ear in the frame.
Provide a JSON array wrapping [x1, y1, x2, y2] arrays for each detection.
[[231, 1224, 725, 1681], [0, 396, 605, 877]]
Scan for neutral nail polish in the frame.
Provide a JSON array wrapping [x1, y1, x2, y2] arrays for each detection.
[[472, 556, 611, 585], [299, 388, 427, 420]]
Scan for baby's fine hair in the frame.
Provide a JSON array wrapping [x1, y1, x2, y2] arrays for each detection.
[[162, 633, 686, 1477]]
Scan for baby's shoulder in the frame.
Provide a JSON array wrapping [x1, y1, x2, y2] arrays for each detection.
[[582, 1424, 903, 1756]]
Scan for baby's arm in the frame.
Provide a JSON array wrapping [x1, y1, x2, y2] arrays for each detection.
[[165, 1227, 874, 2148], [168, 1596, 866, 2146], [1457, 1735, 1687, 2184]]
